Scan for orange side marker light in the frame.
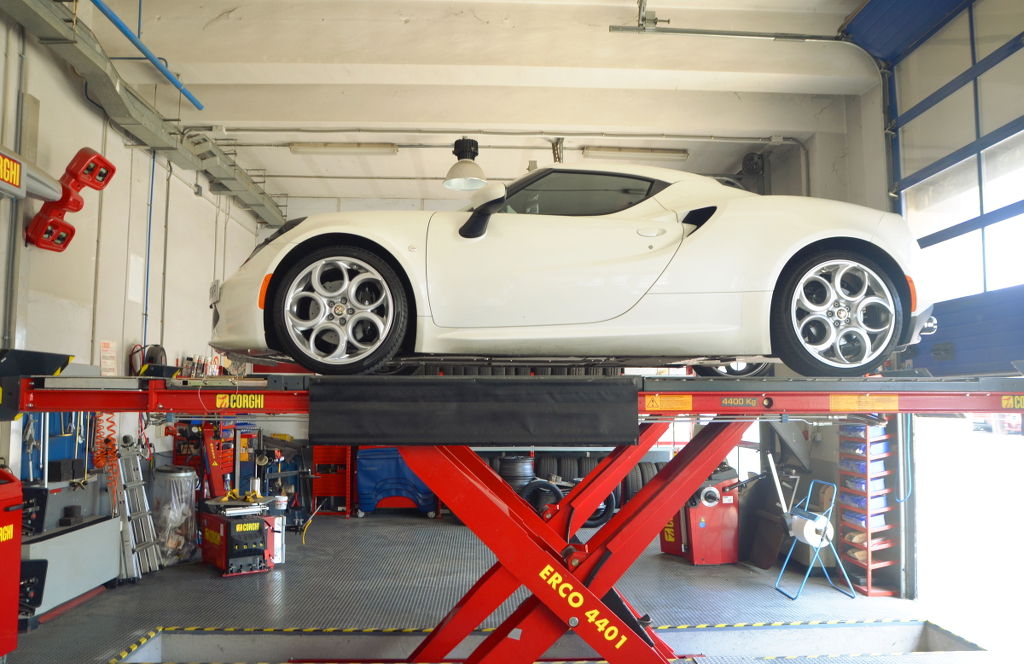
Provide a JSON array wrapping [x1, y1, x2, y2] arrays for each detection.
[[258, 274, 273, 310]]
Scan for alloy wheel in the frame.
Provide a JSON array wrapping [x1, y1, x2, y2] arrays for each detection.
[[789, 259, 897, 369], [282, 256, 395, 365]]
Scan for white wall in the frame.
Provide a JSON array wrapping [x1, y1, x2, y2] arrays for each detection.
[[0, 24, 258, 366], [284, 196, 464, 220], [0, 21, 259, 467]]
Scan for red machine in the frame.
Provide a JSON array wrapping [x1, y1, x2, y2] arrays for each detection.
[[660, 463, 739, 565], [0, 467, 22, 658], [199, 508, 277, 577], [170, 421, 235, 500]]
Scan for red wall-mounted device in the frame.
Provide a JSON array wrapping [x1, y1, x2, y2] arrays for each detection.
[[26, 148, 115, 252]]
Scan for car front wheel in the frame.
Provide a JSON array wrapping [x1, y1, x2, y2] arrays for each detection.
[[271, 245, 408, 374], [771, 250, 903, 377]]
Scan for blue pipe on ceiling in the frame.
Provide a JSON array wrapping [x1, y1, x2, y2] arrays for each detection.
[[89, 0, 204, 110]]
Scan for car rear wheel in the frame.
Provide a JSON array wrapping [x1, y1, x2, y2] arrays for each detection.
[[271, 245, 408, 374], [771, 250, 903, 377]]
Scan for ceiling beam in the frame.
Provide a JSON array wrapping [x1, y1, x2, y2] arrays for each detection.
[[1, 0, 284, 224]]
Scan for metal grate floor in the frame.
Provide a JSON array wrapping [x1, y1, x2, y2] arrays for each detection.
[[9, 513, 978, 663]]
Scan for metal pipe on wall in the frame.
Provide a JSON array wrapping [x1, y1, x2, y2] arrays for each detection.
[[1, 24, 27, 349], [159, 161, 172, 346], [89, 120, 111, 365], [142, 150, 156, 346]]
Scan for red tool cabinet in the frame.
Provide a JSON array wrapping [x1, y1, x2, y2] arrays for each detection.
[[311, 445, 354, 515], [0, 467, 23, 659]]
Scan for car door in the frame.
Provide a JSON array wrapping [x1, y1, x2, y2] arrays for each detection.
[[426, 170, 684, 328]]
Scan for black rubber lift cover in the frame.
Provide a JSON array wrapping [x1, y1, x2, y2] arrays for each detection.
[[308, 375, 641, 446]]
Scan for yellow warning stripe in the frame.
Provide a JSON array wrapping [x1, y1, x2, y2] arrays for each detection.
[[156, 617, 922, 636], [763, 653, 907, 660], [164, 625, 439, 634], [107, 628, 162, 664], [652, 617, 921, 631]]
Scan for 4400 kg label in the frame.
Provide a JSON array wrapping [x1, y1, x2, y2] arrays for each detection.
[[538, 564, 629, 650]]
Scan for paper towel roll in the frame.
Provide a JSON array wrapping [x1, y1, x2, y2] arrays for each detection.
[[790, 514, 834, 549]]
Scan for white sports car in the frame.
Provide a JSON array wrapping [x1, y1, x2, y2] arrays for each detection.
[[210, 163, 936, 377]]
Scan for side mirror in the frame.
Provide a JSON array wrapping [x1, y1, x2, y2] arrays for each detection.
[[459, 183, 508, 239]]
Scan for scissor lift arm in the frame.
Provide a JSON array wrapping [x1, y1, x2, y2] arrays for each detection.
[[9, 368, 1024, 663]]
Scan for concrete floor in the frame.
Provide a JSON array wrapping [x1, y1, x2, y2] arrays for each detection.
[[10, 512, 1004, 663]]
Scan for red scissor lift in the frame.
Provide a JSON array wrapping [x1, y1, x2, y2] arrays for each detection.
[[9, 370, 1024, 663]]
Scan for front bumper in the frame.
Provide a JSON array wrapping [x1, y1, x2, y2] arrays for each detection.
[[210, 267, 274, 354]]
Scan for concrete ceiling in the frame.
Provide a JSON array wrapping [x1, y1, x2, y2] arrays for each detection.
[[81, 0, 874, 208]]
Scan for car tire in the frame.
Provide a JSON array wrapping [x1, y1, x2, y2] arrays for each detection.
[[271, 245, 408, 375], [771, 250, 904, 377], [558, 456, 579, 482], [519, 480, 563, 514], [622, 465, 643, 504], [583, 491, 617, 528], [639, 461, 657, 486], [578, 455, 600, 477], [535, 455, 558, 481], [693, 362, 773, 378]]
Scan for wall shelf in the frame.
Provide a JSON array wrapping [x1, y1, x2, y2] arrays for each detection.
[[836, 417, 901, 597]]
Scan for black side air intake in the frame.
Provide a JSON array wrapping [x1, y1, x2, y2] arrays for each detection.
[[682, 206, 717, 229]]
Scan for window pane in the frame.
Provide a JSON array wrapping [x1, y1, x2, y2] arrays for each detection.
[[899, 87, 976, 176], [504, 172, 652, 216], [984, 214, 1024, 290], [978, 49, 1024, 135], [973, 0, 1024, 60], [896, 12, 972, 112], [904, 157, 980, 240], [920, 231, 984, 301], [982, 128, 1024, 212]]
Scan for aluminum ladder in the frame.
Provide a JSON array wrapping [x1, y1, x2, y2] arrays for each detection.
[[117, 436, 162, 579]]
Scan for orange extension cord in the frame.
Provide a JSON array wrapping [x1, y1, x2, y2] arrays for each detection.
[[93, 412, 120, 515]]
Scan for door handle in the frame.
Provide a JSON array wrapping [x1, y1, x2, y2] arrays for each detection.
[[636, 227, 666, 237]]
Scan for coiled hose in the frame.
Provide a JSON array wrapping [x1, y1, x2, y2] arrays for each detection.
[[93, 412, 120, 515]]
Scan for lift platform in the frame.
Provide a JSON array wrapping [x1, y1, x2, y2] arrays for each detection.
[[6, 369, 1024, 663]]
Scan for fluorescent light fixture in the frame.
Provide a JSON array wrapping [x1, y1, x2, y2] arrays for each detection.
[[581, 146, 689, 161], [287, 142, 399, 155], [443, 137, 487, 191]]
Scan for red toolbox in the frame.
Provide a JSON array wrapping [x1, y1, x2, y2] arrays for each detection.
[[0, 467, 23, 658], [311, 445, 354, 515]]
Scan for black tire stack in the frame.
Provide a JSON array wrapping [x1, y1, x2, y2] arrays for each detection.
[[529, 453, 667, 510]]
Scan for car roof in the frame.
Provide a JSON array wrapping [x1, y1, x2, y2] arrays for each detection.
[[542, 161, 719, 186]]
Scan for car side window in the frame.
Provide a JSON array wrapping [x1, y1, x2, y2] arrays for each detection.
[[503, 171, 654, 216]]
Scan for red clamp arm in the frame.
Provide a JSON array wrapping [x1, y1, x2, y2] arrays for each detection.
[[26, 148, 115, 252]]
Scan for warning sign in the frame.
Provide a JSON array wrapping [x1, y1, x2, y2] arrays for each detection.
[[829, 394, 900, 412], [644, 394, 693, 412]]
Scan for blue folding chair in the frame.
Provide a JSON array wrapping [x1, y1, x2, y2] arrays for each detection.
[[775, 479, 855, 600]]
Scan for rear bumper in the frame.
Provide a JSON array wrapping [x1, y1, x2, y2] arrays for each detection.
[[901, 305, 937, 347]]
